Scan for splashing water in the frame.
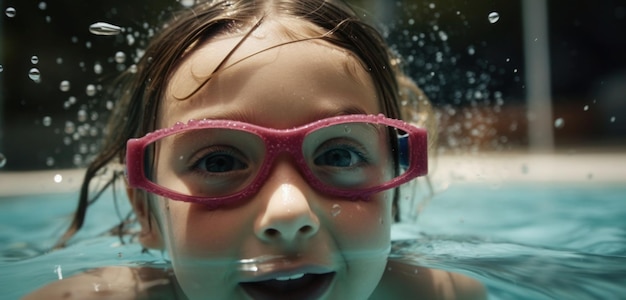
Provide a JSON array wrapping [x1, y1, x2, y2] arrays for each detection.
[[89, 22, 123, 36], [59, 80, 70, 92], [28, 68, 41, 81], [488, 12, 500, 24], [5, 7, 16, 18], [330, 204, 342, 217], [554, 118, 565, 129]]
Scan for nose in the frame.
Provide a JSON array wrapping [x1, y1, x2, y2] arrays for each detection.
[[254, 164, 320, 243]]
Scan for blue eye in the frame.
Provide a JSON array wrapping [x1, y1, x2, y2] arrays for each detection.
[[196, 152, 248, 173], [313, 146, 366, 168]]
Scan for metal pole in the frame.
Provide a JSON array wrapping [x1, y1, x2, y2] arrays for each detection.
[[523, 0, 554, 152]]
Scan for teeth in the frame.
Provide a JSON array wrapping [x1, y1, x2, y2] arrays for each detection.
[[275, 273, 305, 281]]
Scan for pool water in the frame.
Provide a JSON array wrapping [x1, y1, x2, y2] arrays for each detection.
[[1, 182, 625, 299]]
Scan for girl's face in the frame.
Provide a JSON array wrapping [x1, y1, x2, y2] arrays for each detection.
[[148, 20, 393, 299]]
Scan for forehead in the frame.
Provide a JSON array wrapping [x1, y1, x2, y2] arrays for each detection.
[[160, 18, 380, 127]]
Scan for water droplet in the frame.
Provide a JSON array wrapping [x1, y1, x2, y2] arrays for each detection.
[[54, 265, 63, 280], [73, 154, 83, 166], [114, 51, 126, 64], [59, 80, 70, 92], [554, 118, 565, 129], [89, 22, 123, 36], [42, 116, 52, 126], [5, 7, 16, 18], [53, 174, 63, 183], [610, 116, 616, 123], [180, 0, 195, 7], [438, 30, 448, 41], [94, 62, 103, 74], [46, 157, 55, 167], [77, 110, 88, 122], [0, 153, 6, 168], [488, 12, 500, 24], [467, 45, 475, 55], [583, 105, 589, 111], [65, 121, 75, 134], [331, 204, 342, 217], [38, 2, 47, 10], [521, 163, 529, 174], [31, 56, 39, 64], [428, 3, 436, 9], [28, 68, 41, 81], [86, 84, 96, 96]]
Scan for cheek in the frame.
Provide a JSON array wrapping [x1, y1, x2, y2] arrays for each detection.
[[329, 191, 393, 251], [159, 202, 253, 258]]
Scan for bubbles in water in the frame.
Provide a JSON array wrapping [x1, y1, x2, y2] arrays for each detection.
[[5, 7, 16, 18], [331, 204, 342, 217], [59, 80, 70, 92], [28, 68, 41, 81], [583, 105, 589, 111], [0, 65, 3, 72], [488, 12, 500, 24], [89, 22, 123, 36], [38, 2, 47, 10], [42, 116, 52, 126], [46, 157, 55, 167], [554, 118, 565, 129], [114, 51, 126, 64], [31, 56, 39, 64], [610, 116, 616, 123], [0, 153, 6, 168]]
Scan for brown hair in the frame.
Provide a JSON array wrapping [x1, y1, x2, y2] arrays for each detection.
[[54, 0, 435, 248]]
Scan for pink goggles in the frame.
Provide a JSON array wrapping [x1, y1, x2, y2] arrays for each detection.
[[126, 114, 427, 207]]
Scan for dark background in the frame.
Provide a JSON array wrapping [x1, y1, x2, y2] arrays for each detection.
[[1, 0, 625, 170]]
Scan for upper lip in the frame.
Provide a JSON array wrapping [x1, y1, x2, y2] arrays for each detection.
[[240, 265, 335, 282]]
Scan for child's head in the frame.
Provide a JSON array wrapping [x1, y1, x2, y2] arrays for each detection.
[[63, 0, 433, 298]]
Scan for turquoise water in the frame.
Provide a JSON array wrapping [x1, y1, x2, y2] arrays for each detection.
[[1, 182, 625, 299]]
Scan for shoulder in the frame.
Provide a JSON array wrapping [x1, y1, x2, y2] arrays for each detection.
[[371, 259, 487, 300], [22, 266, 177, 300]]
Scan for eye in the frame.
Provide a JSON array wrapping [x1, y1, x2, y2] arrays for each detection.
[[194, 151, 248, 173], [313, 145, 366, 168]]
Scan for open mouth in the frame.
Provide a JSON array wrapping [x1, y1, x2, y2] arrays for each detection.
[[240, 272, 335, 300]]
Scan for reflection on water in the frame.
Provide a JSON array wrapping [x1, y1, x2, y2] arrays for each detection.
[[390, 236, 626, 300], [1, 183, 625, 299]]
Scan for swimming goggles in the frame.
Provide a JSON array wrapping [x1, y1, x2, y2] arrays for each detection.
[[126, 114, 427, 207]]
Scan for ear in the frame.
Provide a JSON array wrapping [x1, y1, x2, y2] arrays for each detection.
[[126, 187, 164, 250]]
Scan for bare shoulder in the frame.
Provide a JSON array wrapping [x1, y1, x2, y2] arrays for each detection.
[[22, 266, 177, 300], [371, 259, 487, 300]]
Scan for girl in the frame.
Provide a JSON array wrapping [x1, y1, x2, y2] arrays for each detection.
[[26, 0, 485, 299]]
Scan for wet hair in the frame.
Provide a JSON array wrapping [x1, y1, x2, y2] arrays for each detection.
[[54, 0, 435, 248]]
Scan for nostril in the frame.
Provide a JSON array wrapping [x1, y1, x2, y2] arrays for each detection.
[[299, 225, 313, 235], [265, 228, 280, 238]]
